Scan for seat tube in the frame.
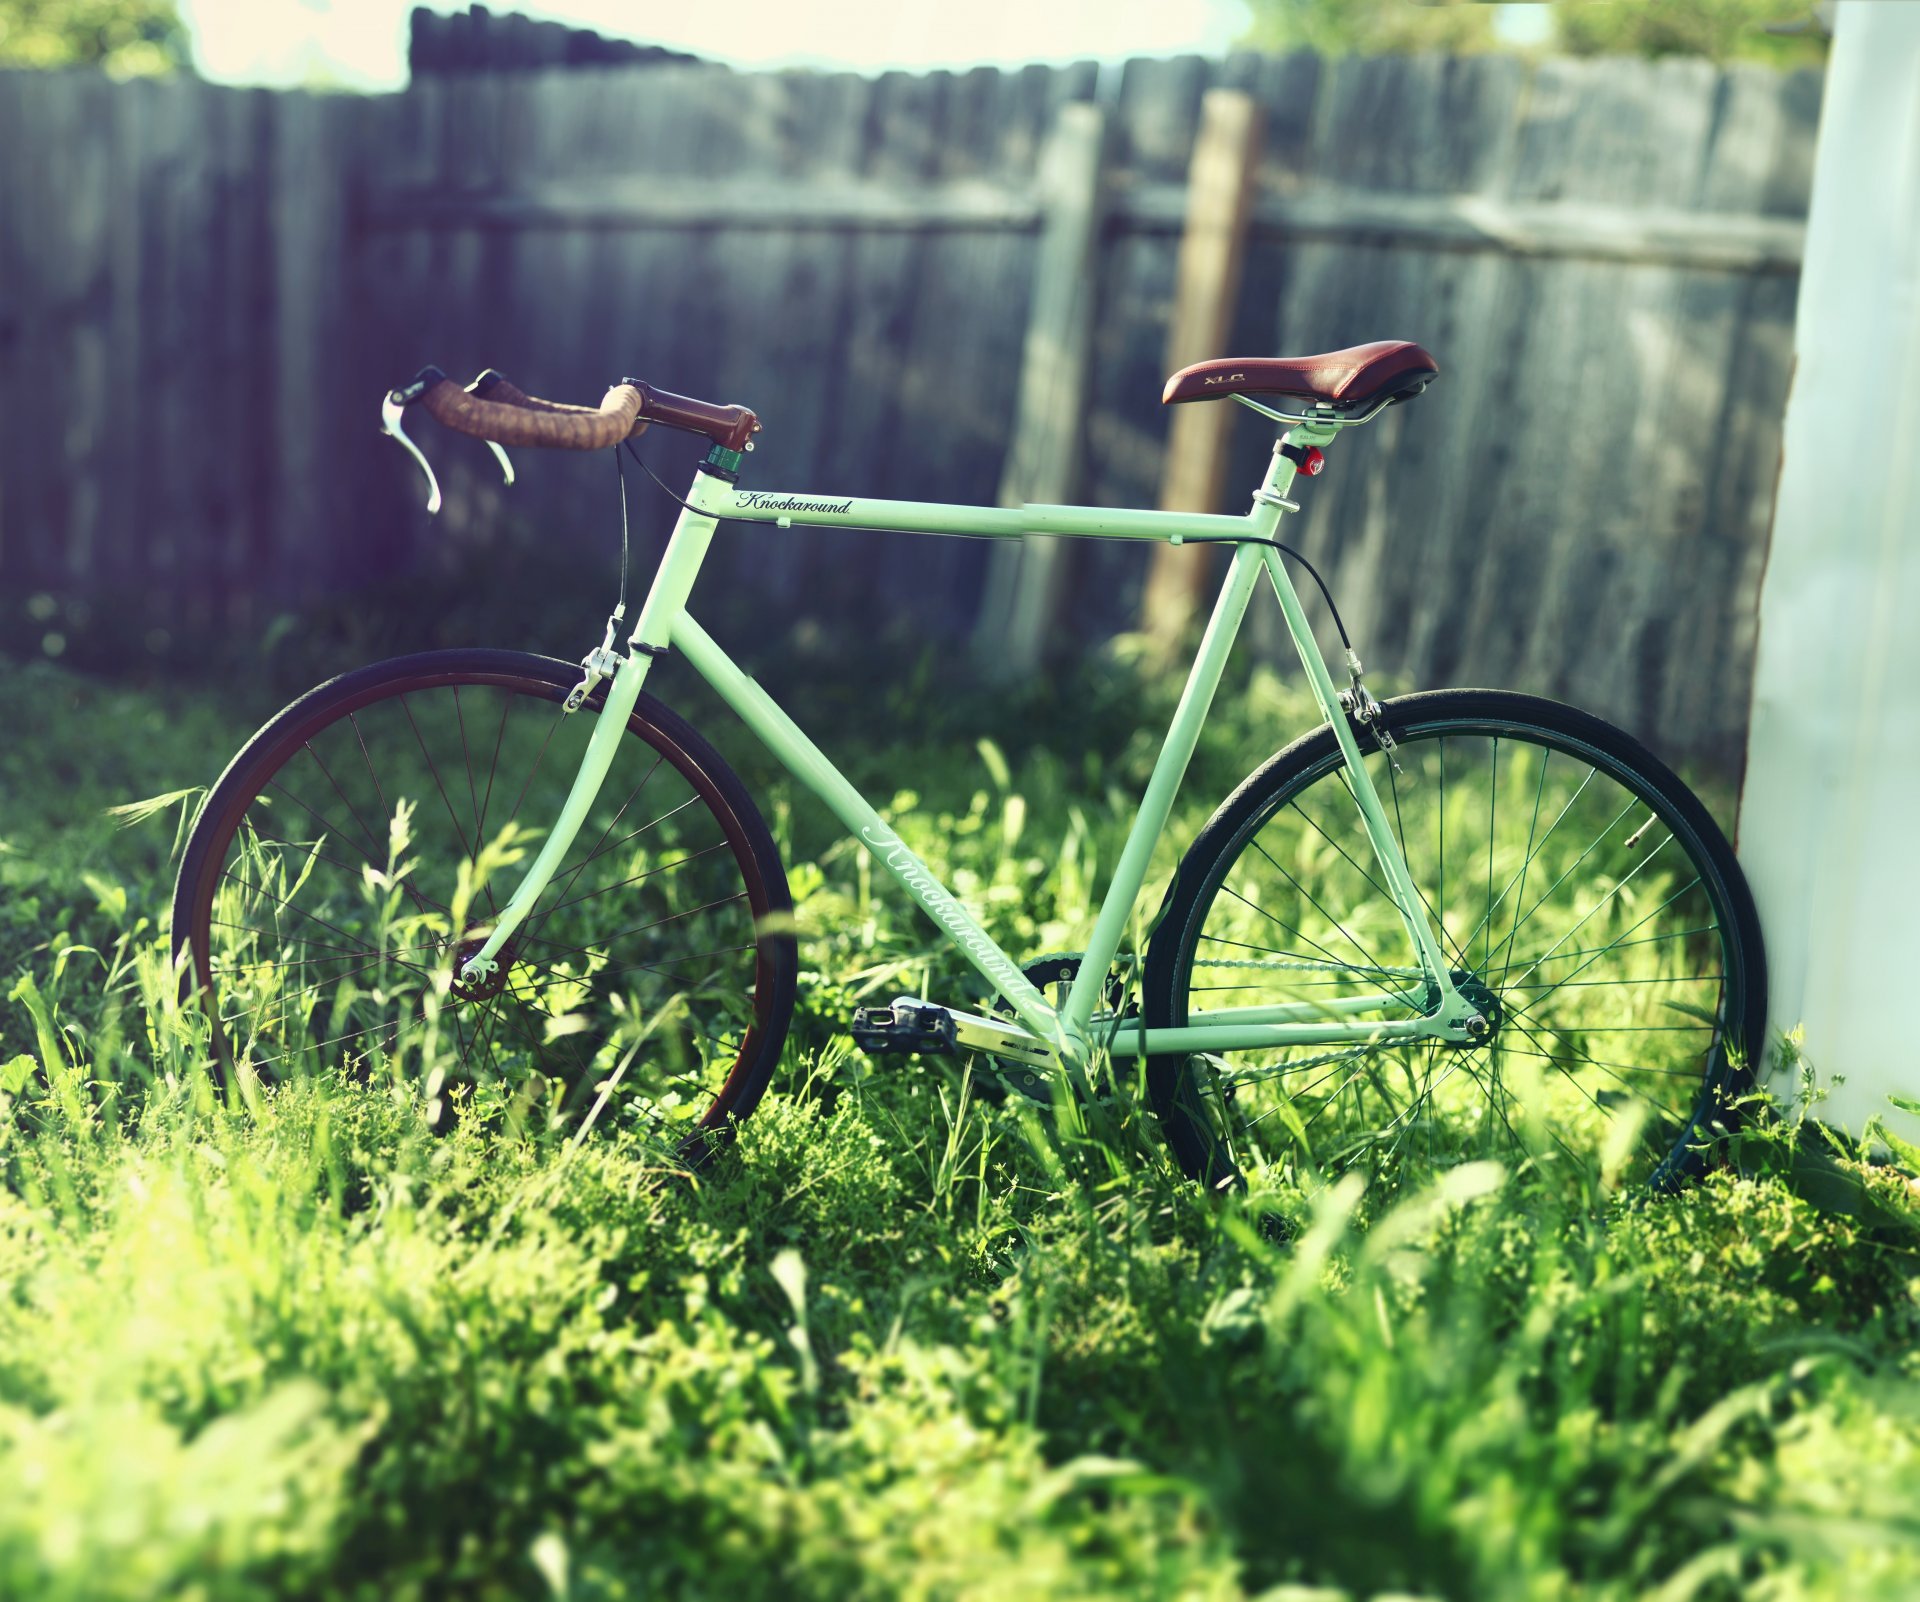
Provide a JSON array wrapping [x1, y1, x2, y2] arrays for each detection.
[[1061, 540, 1270, 1035], [459, 464, 730, 977]]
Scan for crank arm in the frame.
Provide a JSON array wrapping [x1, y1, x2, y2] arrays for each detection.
[[940, 1002, 1057, 1069]]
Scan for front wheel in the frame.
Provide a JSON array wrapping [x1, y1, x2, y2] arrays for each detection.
[[1142, 690, 1767, 1194], [171, 649, 797, 1164]]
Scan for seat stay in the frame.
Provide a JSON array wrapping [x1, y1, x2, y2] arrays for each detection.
[[1252, 530, 1466, 1026]]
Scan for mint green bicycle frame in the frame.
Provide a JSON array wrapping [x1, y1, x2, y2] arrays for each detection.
[[461, 420, 1477, 1077]]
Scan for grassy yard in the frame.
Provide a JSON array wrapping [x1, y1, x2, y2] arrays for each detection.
[[2, 648, 1918, 1601]]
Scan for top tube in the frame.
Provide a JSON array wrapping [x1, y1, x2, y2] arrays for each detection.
[[708, 487, 1257, 544]]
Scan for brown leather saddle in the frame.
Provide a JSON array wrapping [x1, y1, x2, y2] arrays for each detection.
[[1163, 339, 1438, 414]]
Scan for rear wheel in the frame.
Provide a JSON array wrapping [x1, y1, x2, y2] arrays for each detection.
[[172, 649, 796, 1164], [1142, 690, 1766, 1194]]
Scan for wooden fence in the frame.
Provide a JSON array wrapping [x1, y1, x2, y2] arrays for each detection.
[[0, 51, 1822, 766]]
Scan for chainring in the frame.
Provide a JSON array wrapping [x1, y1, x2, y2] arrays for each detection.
[[974, 953, 1132, 1106]]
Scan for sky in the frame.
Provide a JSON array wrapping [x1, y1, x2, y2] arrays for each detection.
[[178, 0, 1261, 89]]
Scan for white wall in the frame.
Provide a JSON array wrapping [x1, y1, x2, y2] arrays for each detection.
[[1739, 0, 1920, 1135]]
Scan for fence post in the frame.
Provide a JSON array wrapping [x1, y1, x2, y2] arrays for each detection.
[[1137, 88, 1263, 655], [969, 101, 1107, 679]]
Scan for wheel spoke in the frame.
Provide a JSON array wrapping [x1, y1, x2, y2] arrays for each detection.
[[1498, 794, 1645, 962], [1501, 973, 1722, 991], [1483, 737, 1497, 972], [1287, 794, 1396, 918], [299, 740, 389, 875], [453, 687, 485, 851], [520, 754, 666, 933], [503, 703, 566, 827], [540, 839, 730, 920], [1196, 931, 1411, 977], [1501, 871, 1703, 1004], [240, 1002, 429, 1073], [218, 866, 438, 980], [1247, 835, 1390, 978], [1495, 744, 1554, 978], [1379, 759, 1469, 972], [399, 695, 487, 900], [474, 691, 512, 847]]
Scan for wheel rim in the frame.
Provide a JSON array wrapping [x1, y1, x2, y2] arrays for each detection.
[[1164, 715, 1752, 1191], [184, 665, 781, 1159]]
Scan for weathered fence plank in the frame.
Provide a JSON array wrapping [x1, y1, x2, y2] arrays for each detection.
[[971, 102, 1107, 678], [1138, 88, 1264, 654]]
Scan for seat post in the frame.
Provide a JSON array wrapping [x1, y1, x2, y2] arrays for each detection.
[[1247, 417, 1339, 514]]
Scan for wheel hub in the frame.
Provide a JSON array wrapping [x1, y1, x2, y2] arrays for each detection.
[[449, 936, 518, 1004], [1432, 968, 1503, 1050]]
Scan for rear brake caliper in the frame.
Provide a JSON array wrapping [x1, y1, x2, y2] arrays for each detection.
[[1338, 648, 1401, 770]]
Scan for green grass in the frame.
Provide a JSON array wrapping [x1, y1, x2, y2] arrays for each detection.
[[3, 650, 1919, 1601]]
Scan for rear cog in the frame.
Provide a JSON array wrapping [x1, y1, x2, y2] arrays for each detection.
[[1424, 967, 1505, 1051]]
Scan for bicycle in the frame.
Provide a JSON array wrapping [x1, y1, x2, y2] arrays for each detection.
[[170, 339, 1767, 1193]]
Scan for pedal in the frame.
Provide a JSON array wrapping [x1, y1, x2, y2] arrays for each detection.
[[851, 1001, 958, 1056]]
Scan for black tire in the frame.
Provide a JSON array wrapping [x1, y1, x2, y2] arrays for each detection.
[[1142, 690, 1767, 1194], [172, 649, 797, 1164]]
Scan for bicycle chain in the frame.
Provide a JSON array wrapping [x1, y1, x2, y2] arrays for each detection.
[[1189, 956, 1423, 975], [1216, 1043, 1376, 1087]]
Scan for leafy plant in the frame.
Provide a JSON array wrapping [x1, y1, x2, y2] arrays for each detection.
[[0, 0, 187, 75]]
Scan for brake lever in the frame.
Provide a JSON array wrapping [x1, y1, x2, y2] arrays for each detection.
[[484, 438, 516, 487], [459, 373, 518, 488], [380, 371, 517, 515], [381, 389, 443, 515]]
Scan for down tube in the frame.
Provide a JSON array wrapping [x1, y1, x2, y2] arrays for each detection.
[[1062, 541, 1270, 1034], [669, 611, 1068, 1056]]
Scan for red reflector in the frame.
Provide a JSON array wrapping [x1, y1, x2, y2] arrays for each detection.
[[1300, 447, 1326, 476]]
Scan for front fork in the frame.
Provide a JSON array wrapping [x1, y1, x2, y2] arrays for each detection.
[[456, 466, 732, 984]]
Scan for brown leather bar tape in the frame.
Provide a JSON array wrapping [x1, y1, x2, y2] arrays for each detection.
[[418, 377, 644, 451], [411, 367, 760, 453], [464, 369, 634, 421]]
